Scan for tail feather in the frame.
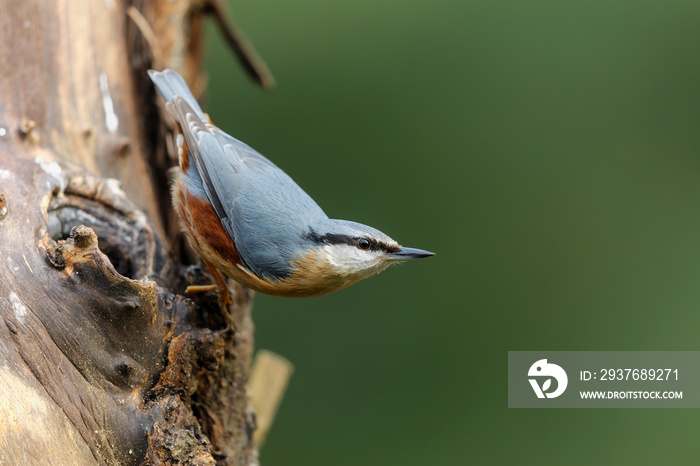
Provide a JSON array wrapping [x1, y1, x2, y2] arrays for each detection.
[[148, 69, 207, 120]]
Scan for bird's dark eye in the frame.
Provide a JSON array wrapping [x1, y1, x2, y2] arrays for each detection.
[[357, 238, 371, 250]]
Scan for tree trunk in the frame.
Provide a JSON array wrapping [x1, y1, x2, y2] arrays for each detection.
[[0, 1, 264, 464]]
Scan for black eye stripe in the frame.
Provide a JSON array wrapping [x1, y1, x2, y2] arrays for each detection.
[[305, 230, 400, 253]]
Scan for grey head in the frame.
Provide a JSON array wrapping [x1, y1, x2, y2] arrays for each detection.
[[301, 218, 434, 280]]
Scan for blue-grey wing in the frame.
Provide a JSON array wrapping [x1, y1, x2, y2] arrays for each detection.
[[172, 97, 328, 279], [148, 69, 207, 119]]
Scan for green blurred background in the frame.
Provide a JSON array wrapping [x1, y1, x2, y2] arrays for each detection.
[[204, 1, 700, 464]]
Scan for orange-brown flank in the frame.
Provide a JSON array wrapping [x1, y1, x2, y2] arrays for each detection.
[[178, 187, 241, 268]]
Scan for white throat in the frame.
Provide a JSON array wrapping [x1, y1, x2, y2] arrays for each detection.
[[321, 244, 390, 278]]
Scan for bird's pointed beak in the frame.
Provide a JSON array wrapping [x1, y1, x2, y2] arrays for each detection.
[[388, 247, 435, 261]]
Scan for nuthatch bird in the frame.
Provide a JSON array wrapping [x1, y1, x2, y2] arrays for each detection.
[[149, 69, 433, 312]]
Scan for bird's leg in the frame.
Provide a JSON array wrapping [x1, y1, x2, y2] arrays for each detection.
[[186, 259, 233, 323]]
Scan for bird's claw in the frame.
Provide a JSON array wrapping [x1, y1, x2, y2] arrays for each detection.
[[187, 260, 234, 325], [186, 282, 233, 324], [217, 288, 233, 324]]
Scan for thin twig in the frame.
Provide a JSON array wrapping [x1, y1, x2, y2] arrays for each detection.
[[126, 6, 163, 67], [203, 0, 276, 90]]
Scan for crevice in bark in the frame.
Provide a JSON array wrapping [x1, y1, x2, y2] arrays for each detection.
[[0, 1, 268, 463]]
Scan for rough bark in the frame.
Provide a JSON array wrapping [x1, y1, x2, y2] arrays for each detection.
[[0, 0, 262, 464]]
